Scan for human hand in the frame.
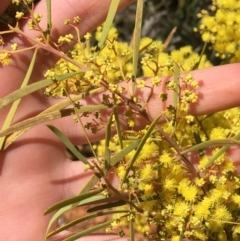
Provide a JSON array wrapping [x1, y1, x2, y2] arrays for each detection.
[[0, 0, 240, 241]]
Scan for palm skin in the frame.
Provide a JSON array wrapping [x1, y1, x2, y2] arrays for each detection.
[[0, 1, 240, 241]]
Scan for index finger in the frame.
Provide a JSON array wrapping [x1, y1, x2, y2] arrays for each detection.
[[145, 63, 240, 120]]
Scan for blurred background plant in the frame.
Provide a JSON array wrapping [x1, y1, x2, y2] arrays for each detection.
[[115, 0, 212, 51], [115, 0, 240, 65]]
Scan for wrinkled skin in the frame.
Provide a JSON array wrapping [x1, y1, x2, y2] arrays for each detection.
[[0, 1, 240, 240]]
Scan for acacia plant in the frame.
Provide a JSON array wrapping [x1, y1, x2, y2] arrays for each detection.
[[0, 0, 240, 241]]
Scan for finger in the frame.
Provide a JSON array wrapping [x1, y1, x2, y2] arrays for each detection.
[[190, 63, 240, 115], [22, 0, 136, 39], [145, 63, 240, 118]]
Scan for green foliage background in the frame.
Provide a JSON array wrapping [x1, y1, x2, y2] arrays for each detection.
[[115, 0, 213, 57]]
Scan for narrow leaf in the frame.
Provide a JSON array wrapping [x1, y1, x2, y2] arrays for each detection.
[[47, 210, 127, 238], [130, 219, 135, 241], [45, 204, 71, 238], [88, 195, 160, 213], [123, 115, 161, 183], [63, 219, 116, 241], [163, 26, 177, 49], [131, 0, 144, 95], [110, 139, 140, 167], [87, 200, 126, 213], [2, 88, 103, 150], [0, 48, 38, 150], [45, 195, 108, 237], [46, 0, 52, 44], [78, 174, 100, 195], [47, 125, 89, 165], [63, 89, 99, 164], [95, 0, 120, 55], [193, 41, 208, 70], [44, 189, 103, 214], [0, 71, 80, 110], [0, 108, 73, 137], [204, 132, 240, 168], [104, 114, 113, 172], [0, 104, 109, 138], [173, 63, 180, 108], [113, 98, 123, 149], [181, 138, 240, 155]]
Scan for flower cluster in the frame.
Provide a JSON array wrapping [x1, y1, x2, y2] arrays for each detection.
[[45, 25, 211, 97], [141, 43, 212, 77], [95, 105, 240, 240], [196, 0, 240, 61]]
